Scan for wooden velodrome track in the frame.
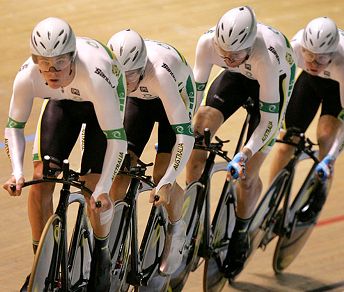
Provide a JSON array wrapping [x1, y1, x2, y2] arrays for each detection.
[[1, 0, 343, 291]]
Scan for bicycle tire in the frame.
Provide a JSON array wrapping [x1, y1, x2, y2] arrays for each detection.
[[248, 170, 290, 261], [137, 205, 169, 292], [28, 214, 63, 292], [169, 182, 205, 291], [273, 221, 315, 274], [203, 184, 236, 292], [68, 194, 93, 291], [109, 201, 132, 292], [272, 178, 321, 274]]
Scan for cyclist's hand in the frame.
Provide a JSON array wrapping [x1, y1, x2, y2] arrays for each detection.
[[316, 155, 335, 182], [90, 193, 114, 225], [149, 183, 172, 206], [226, 152, 248, 181], [2, 176, 25, 196]]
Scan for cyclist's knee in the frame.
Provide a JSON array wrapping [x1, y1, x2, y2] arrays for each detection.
[[193, 107, 222, 135]]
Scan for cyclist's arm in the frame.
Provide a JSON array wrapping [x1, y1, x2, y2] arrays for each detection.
[[153, 72, 195, 193], [5, 68, 35, 181], [244, 64, 281, 156], [90, 65, 127, 200], [193, 33, 215, 111]]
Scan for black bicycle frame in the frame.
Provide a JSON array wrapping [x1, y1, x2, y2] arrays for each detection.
[[117, 166, 161, 287], [267, 133, 320, 239], [197, 97, 254, 259]]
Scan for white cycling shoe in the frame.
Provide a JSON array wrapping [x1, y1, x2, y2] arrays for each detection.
[[159, 219, 186, 275]]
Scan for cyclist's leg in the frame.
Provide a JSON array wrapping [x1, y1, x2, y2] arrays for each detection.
[[268, 131, 295, 184], [186, 106, 223, 184], [298, 76, 342, 221], [224, 152, 267, 278], [187, 72, 250, 185], [269, 71, 322, 185]]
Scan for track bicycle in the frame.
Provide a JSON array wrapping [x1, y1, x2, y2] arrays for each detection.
[[108, 158, 170, 292], [18, 155, 94, 292], [246, 127, 327, 275], [170, 97, 256, 292]]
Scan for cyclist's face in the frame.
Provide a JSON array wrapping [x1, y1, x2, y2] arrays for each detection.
[[301, 47, 332, 75], [34, 53, 74, 89], [125, 67, 144, 93], [213, 39, 249, 67]]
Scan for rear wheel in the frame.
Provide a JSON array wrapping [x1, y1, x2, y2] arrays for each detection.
[[28, 214, 63, 292], [203, 186, 235, 292], [169, 182, 204, 291]]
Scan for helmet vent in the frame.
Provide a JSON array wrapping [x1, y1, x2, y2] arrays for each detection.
[[40, 42, 46, 49], [47, 31, 51, 40], [327, 36, 334, 46], [228, 28, 233, 38], [132, 51, 139, 62], [231, 39, 238, 46], [53, 41, 60, 49], [123, 58, 130, 66], [62, 33, 67, 44], [36, 31, 41, 38], [33, 36, 38, 47], [240, 33, 248, 43]]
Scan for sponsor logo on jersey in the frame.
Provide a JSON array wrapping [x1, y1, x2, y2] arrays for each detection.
[[285, 52, 294, 66], [161, 63, 176, 81], [4, 138, 10, 160], [173, 143, 184, 170], [112, 152, 124, 180], [268, 46, 280, 64], [19, 63, 29, 72], [245, 63, 251, 71], [262, 121, 273, 142], [94, 67, 115, 88], [71, 88, 80, 96], [140, 86, 148, 92], [112, 64, 121, 77]]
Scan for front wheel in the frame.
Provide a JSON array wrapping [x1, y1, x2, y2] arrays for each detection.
[[169, 182, 204, 291], [28, 214, 63, 292], [138, 205, 169, 292], [273, 221, 315, 274], [248, 170, 290, 259], [109, 201, 131, 292], [203, 185, 235, 292]]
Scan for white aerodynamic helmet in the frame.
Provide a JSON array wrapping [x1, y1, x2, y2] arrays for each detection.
[[215, 6, 257, 51], [107, 29, 147, 71], [302, 17, 339, 54], [30, 17, 76, 57]]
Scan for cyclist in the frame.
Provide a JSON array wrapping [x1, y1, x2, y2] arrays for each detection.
[[269, 16, 344, 222], [185, 6, 296, 280], [107, 29, 196, 275], [2, 17, 127, 292]]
